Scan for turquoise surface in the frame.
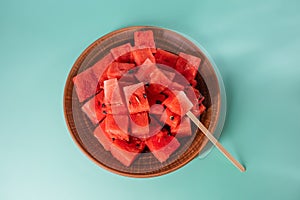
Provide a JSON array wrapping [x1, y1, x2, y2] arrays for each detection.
[[1, 0, 300, 199]]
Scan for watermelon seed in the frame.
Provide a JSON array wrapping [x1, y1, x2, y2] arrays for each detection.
[[156, 100, 162, 104], [170, 116, 174, 121], [143, 93, 147, 98], [101, 103, 106, 108], [136, 143, 140, 147], [129, 101, 132, 105], [102, 110, 107, 114], [145, 83, 150, 87], [112, 138, 115, 141]]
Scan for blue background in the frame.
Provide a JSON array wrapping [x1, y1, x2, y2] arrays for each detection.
[[1, 0, 300, 199]]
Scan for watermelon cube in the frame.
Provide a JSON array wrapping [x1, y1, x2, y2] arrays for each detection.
[[123, 82, 150, 114], [103, 78, 123, 105], [110, 43, 134, 63], [175, 53, 201, 83], [107, 62, 135, 79], [81, 90, 105, 124], [92, 53, 114, 79], [106, 114, 129, 141], [162, 91, 193, 116], [145, 130, 180, 163], [149, 68, 172, 88], [134, 30, 156, 53], [132, 48, 155, 66], [155, 49, 178, 68], [130, 112, 149, 138], [94, 119, 113, 151], [146, 91, 166, 106], [134, 59, 157, 83], [178, 52, 201, 70], [110, 137, 145, 166], [73, 67, 99, 102], [160, 108, 181, 129], [171, 116, 192, 137]]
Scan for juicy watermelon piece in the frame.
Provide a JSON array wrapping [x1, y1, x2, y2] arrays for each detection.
[[110, 136, 145, 166], [175, 53, 201, 83], [184, 86, 204, 117], [81, 90, 105, 124], [146, 91, 166, 106], [149, 68, 172, 88], [130, 112, 149, 138], [132, 48, 155, 66], [171, 116, 192, 137], [73, 67, 98, 102], [103, 78, 123, 105], [94, 119, 113, 151], [160, 108, 181, 129], [105, 114, 129, 141], [92, 53, 114, 79], [110, 43, 134, 63], [155, 49, 178, 68], [134, 59, 157, 82], [182, 65, 198, 82], [134, 30, 156, 53], [107, 62, 135, 79], [162, 91, 193, 116], [145, 130, 180, 163], [178, 52, 201, 70], [123, 82, 150, 114]]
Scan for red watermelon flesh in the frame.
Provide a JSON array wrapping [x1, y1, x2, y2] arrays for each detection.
[[132, 48, 155, 66], [171, 116, 192, 137], [146, 91, 166, 106], [92, 53, 114, 79], [154, 49, 178, 68], [110, 43, 134, 63], [134, 59, 157, 83], [149, 68, 172, 88], [199, 104, 206, 115], [160, 108, 181, 129], [123, 82, 150, 114], [81, 90, 105, 124], [105, 114, 129, 141], [73, 67, 99, 102], [162, 91, 193, 117], [134, 30, 156, 53], [110, 136, 145, 167], [174, 56, 187, 74], [130, 112, 149, 138], [94, 119, 113, 151], [178, 52, 201, 70], [145, 130, 180, 163], [107, 62, 135, 79], [103, 78, 123, 105]]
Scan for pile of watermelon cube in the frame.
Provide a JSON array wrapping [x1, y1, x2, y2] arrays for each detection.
[[73, 30, 206, 167]]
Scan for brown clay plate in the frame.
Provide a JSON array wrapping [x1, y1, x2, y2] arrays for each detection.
[[63, 26, 222, 177]]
